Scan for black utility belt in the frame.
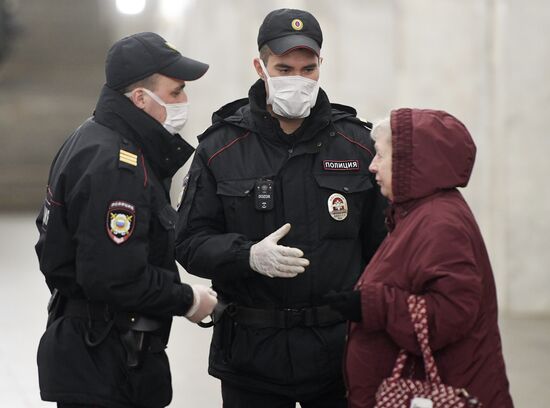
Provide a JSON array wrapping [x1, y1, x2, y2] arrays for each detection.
[[226, 304, 345, 329], [62, 298, 163, 332]]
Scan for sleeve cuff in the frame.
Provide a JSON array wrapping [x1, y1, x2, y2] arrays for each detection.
[[184, 285, 200, 318], [174, 283, 195, 316]]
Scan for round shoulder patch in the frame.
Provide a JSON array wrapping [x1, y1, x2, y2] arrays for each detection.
[[106, 201, 136, 244]]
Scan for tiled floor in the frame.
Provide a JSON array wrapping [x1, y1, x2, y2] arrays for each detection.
[[0, 214, 547, 407]]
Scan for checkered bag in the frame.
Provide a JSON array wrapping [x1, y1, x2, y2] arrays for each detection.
[[374, 295, 482, 408]]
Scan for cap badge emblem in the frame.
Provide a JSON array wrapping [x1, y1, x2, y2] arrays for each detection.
[[291, 19, 304, 31], [327, 193, 348, 221]]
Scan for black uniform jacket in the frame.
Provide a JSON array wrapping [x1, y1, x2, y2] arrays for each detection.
[[176, 80, 387, 397], [35, 85, 195, 408]]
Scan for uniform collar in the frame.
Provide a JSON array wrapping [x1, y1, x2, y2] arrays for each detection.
[[93, 85, 194, 180]]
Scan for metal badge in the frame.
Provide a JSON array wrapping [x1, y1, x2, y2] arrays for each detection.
[[327, 193, 348, 221]]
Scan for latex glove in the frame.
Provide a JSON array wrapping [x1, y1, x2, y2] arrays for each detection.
[[324, 290, 362, 322], [185, 284, 218, 323], [249, 223, 309, 278]]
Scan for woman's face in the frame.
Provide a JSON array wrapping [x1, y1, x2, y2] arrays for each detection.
[[369, 131, 393, 201]]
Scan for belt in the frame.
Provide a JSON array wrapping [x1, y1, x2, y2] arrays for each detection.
[[63, 298, 113, 322], [227, 304, 344, 329], [62, 298, 164, 332]]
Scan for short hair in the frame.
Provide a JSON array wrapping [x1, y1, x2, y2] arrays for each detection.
[[259, 44, 322, 66], [122, 73, 160, 93], [259, 44, 274, 64], [371, 117, 392, 142]]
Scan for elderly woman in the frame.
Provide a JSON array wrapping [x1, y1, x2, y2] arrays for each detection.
[[329, 109, 514, 407]]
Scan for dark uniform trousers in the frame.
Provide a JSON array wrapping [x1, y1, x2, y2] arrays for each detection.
[[221, 381, 347, 408]]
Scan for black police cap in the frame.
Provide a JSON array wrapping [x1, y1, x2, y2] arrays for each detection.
[[257, 9, 323, 56], [105, 32, 209, 91]]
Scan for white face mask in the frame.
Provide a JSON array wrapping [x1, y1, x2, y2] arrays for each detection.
[[127, 88, 189, 135], [259, 59, 320, 119]]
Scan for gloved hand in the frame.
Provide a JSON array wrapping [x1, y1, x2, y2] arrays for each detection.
[[249, 223, 309, 278], [324, 290, 362, 322], [185, 284, 218, 323]]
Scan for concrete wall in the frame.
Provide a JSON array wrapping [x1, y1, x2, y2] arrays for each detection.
[[1, 0, 548, 314]]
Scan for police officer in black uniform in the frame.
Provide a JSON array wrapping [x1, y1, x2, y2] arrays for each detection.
[[35, 32, 217, 408], [175, 9, 387, 408]]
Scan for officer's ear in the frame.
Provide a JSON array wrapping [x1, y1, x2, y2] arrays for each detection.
[[126, 88, 147, 110], [253, 58, 266, 81]]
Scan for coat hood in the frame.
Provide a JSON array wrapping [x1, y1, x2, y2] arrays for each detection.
[[391, 108, 476, 204]]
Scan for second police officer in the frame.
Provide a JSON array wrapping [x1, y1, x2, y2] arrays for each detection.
[[176, 9, 387, 407], [35, 33, 217, 408]]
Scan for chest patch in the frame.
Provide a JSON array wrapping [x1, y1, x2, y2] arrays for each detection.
[[106, 201, 136, 245], [322, 160, 360, 171], [327, 193, 348, 221]]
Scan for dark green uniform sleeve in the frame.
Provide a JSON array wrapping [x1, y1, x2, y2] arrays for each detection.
[[175, 152, 255, 281], [73, 165, 193, 317]]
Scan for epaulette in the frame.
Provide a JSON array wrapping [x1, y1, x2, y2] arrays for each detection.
[[197, 121, 226, 142], [330, 103, 373, 131], [198, 98, 250, 142], [211, 98, 249, 124], [345, 116, 373, 131], [118, 138, 139, 172]]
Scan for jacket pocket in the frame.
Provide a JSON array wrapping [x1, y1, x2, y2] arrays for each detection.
[[314, 174, 373, 240], [216, 178, 267, 241]]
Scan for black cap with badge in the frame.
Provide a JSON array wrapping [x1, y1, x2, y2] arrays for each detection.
[[105, 32, 209, 91], [257, 8, 323, 56]]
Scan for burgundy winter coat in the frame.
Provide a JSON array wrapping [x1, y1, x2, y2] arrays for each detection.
[[345, 109, 513, 407]]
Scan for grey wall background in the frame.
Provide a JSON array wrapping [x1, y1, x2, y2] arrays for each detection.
[[1, 0, 549, 316]]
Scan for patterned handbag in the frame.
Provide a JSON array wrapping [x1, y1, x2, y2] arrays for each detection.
[[374, 295, 482, 408]]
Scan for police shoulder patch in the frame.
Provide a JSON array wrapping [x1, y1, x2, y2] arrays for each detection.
[[106, 201, 136, 244]]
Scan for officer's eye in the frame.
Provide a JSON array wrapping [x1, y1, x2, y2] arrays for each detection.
[[171, 85, 185, 97]]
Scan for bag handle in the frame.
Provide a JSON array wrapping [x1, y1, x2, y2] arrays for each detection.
[[389, 295, 442, 385]]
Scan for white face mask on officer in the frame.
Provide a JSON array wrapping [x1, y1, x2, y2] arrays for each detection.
[[126, 88, 189, 135], [259, 59, 320, 119]]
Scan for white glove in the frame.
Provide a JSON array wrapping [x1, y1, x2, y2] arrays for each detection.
[[249, 223, 309, 278], [185, 284, 218, 323]]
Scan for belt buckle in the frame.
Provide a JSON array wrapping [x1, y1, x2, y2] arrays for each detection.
[[283, 308, 303, 328]]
